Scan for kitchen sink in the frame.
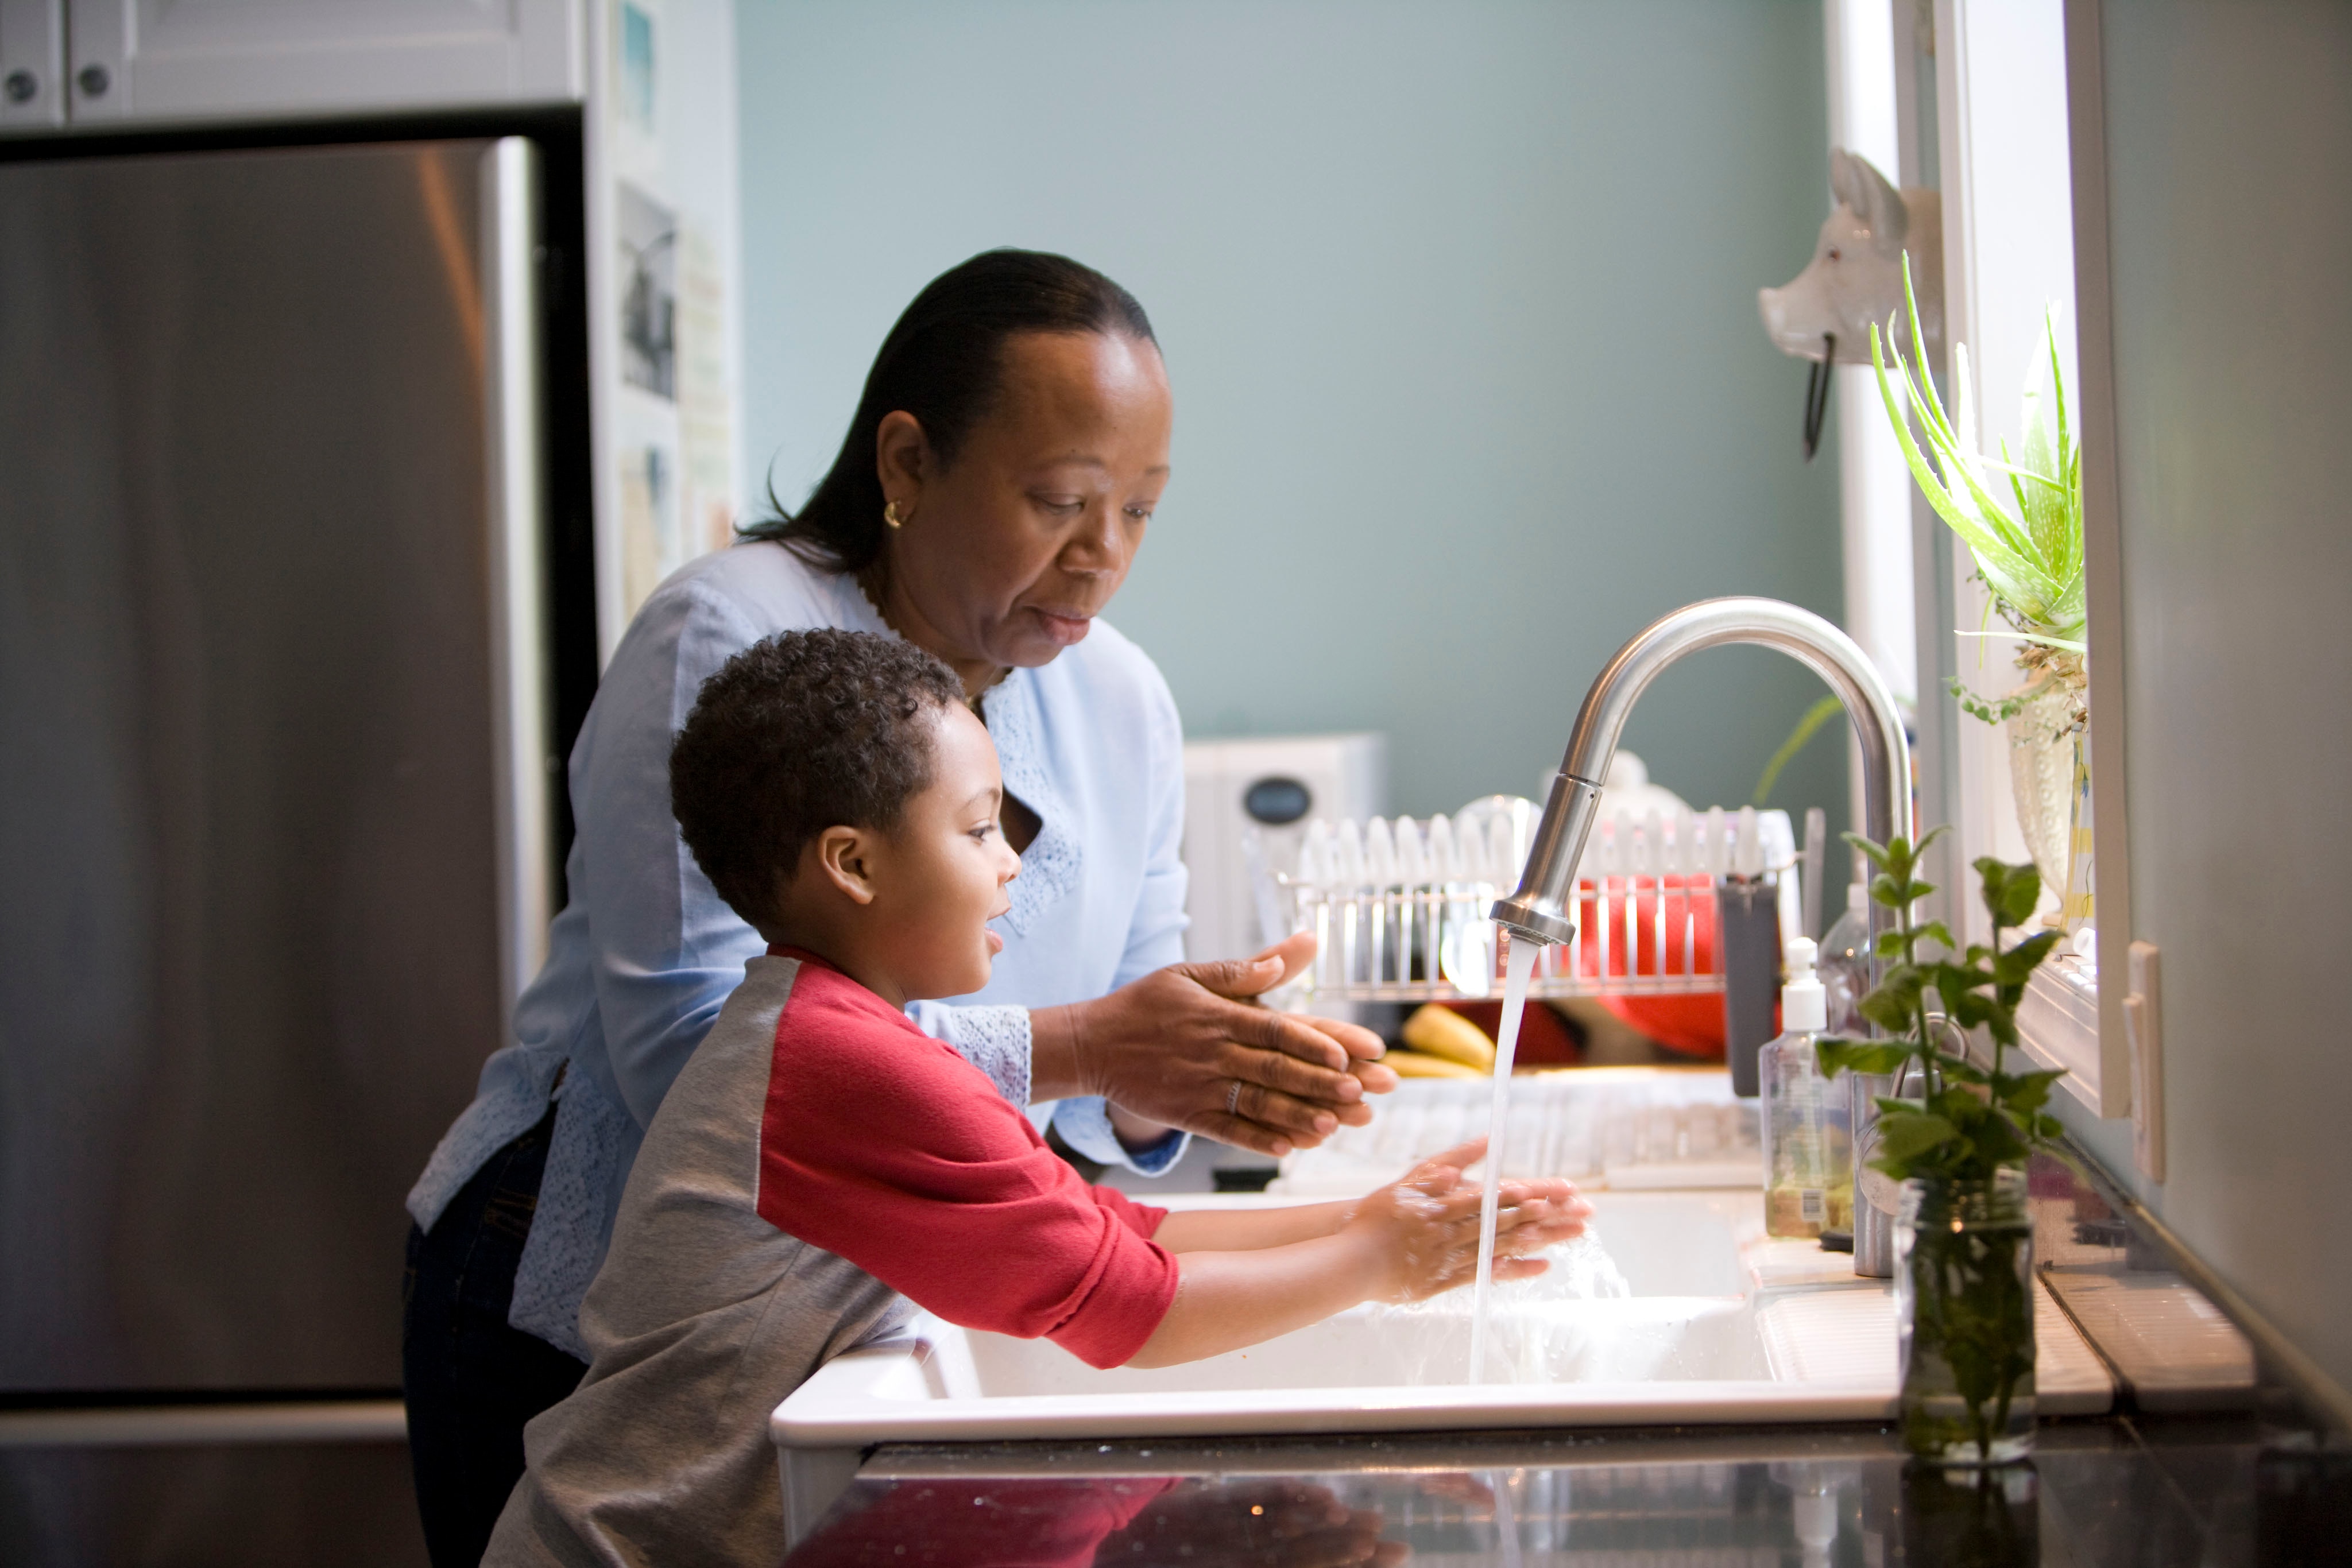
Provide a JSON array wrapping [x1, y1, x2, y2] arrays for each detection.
[[770, 1189, 2112, 1542]]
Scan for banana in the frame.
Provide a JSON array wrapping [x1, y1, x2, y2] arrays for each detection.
[[1402, 1005, 1498, 1071], [1382, 1049, 1485, 1080]]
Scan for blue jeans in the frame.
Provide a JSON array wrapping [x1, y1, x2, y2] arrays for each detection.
[[401, 1107, 588, 1568]]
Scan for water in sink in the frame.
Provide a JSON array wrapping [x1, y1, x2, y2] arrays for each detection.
[[953, 1294, 1762, 1396], [929, 1193, 1763, 1398]]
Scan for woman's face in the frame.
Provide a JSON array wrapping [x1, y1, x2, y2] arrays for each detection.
[[877, 331, 1172, 679]]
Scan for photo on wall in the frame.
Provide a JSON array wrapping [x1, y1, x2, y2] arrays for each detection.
[[611, 0, 660, 181], [617, 0, 656, 135], [677, 222, 736, 559], [619, 435, 679, 616], [618, 181, 677, 400]]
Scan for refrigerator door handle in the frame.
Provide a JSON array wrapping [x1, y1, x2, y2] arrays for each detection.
[[0, 1399, 409, 1448], [482, 136, 554, 1019]]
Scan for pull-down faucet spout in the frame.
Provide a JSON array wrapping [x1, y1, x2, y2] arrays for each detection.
[[1490, 597, 1914, 1275], [1490, 596, 1910, 948]]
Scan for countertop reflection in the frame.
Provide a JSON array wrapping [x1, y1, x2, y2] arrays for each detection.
[[783, 1419, 2351, 1566]]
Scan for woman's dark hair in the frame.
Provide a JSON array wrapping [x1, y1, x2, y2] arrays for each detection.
[[670, 629, 965, 932], [740, 248, 1156, 574]]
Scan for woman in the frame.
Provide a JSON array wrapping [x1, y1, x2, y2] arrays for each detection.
[[401, 249, 1394, 1567]]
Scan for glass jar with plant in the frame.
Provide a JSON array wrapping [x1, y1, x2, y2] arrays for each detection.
[[1817, 827, 2069, 1466], [1872, 258, 2087, 919]]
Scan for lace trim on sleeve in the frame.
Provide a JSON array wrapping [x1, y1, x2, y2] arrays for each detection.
[[935, 1004, 1032, 1109]]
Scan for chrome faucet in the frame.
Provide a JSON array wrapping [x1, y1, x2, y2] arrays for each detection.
[[1490, 597, 1913, 1275]]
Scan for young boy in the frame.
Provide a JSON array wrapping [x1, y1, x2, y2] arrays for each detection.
[[483, 629, 1588, 1567]]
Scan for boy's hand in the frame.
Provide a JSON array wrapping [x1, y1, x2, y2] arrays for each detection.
[[1340, 1137, 1593, 1304]]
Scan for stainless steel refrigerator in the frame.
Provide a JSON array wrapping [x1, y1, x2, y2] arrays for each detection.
[[0, 127, 591, 1566]]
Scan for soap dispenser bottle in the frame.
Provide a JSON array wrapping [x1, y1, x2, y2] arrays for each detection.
[[1761, 937, 1854, 1239]]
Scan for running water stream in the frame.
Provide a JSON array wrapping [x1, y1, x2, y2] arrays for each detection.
[[1466, 939, 1542, 1383]]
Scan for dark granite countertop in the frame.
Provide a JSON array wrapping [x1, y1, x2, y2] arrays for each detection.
[[786, 1417, 2351, 1566]]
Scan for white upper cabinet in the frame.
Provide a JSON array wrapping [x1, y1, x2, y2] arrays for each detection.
[[56, 0, 581, 126]]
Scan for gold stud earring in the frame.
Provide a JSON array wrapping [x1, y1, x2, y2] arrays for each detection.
[[883, 501, 904, 530]]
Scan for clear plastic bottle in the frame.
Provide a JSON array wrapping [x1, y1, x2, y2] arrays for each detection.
[[1818, 880, 1871, 1037], [1761, 937, 1854, 1238]]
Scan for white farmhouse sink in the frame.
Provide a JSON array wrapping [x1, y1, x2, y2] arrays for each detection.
[[771, 1190, 2111, 1542]]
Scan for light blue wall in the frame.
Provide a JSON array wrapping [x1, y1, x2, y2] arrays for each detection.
[[737, 0, 1842, 818]]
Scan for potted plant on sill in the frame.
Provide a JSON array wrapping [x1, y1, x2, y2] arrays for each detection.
[[1872, 258, 2090, 925], [1819, 828, 2070, 1466]]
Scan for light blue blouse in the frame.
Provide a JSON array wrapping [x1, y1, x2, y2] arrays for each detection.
[[407, 542, 1190, 1358]]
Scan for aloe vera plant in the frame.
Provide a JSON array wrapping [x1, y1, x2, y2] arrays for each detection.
[[1871, 256, 2086, 727]]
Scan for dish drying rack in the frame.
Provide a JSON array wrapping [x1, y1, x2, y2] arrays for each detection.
[[1269, 799, 1809, 1004], [1268, 1071, 1761, 1197]]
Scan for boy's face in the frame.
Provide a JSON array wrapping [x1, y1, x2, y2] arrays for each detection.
[[868, 703, 1020, 1000]]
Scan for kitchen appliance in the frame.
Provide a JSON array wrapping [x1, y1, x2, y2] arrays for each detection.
[[1179, 733, 1385, 963], [0, 129, 593, 1565]]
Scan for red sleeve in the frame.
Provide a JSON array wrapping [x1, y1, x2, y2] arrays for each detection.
[[756, 962, 1179, 1369], [1092, 1183, 1168, 1240]]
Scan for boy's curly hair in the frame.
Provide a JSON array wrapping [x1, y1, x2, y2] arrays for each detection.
[[670, 629, 966, 931]]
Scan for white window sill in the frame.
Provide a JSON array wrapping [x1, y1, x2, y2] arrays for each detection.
[[2016, 953, 2103, 1113]]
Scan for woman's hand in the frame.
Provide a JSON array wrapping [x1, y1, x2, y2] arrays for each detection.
[[1340, 1137, 1593, 1304], [1030, 933, 1398, 1157]]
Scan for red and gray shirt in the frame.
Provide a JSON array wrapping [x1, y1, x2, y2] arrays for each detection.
[[485, 949, 1179, 1567]]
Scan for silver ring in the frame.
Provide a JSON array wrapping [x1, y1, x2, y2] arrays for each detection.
[[1225, 1079, 1243, 1116]]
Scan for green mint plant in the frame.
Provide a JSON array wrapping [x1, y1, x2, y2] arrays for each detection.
[[1816, 828, 2071, 1464], [1815, 829, 2069, 1167]]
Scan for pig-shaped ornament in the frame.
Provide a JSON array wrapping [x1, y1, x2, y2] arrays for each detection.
[[1761, 148, 1944, 366], [1759, 149, 1944, 458]]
